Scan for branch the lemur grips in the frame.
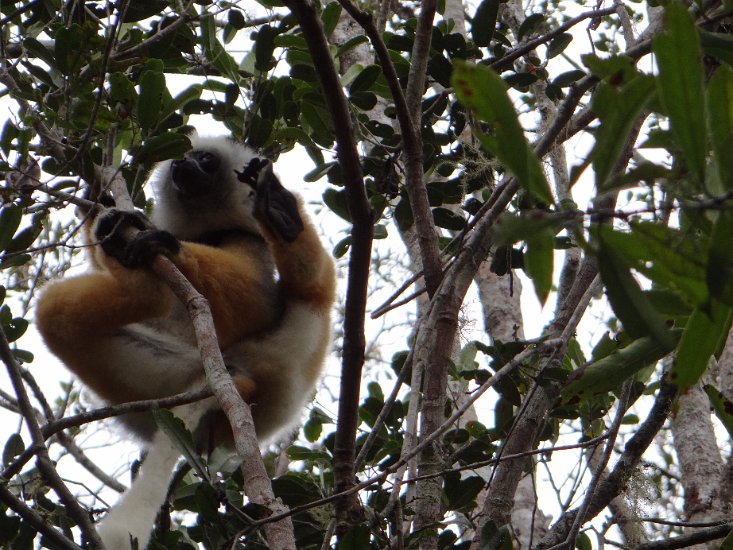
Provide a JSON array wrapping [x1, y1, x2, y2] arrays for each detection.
[[35, 135, 336, 550], [95, 209, 180, 268]]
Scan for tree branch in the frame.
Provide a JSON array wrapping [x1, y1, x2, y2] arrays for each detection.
[[279, 0, 374, 533], [336, 0, 444, 297], [537, 381, 679, 548], [0, 330, 103, 548]]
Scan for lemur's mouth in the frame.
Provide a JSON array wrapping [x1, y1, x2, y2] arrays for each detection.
[[171, 151, 220, 197]]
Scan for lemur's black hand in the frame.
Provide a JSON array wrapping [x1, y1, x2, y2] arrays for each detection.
[[95, 209, 180, 268], [236, 158, 304, 243]]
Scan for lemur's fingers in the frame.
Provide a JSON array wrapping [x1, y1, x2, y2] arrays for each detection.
[[236, 158, 304, 243], [95, 209, 179, 268]]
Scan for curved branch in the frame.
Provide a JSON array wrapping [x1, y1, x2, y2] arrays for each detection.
[[281, 0, 373, 532]]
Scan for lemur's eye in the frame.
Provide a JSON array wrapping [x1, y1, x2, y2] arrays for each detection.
[[199, 152, 219, 172]]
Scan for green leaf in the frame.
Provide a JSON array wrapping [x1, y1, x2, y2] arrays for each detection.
[[600, 223, 707, 307], [109, 72, 138, 107], [228, 9, 246, 30], [575, 532, 593, 550], [2, 433, 24, 467], [123, 0, 167, 22], [479, 521, 513, 550], [590, 76, 655, 190], [349, 65, 382, 93], [333, 236, 351, 258], [255, 25, 277, 72], [472, 0, 499, 46], [246, 114, 272, 148], [137, 70, 166, 133], [153, 410, 210, 482], [560, 333, 680, 404], [335, 36, 369, 58], [721, 525, 733, 549], [321, 1, 342, 37], [349, 91, 378, 110], [654, 3, 706, 185], [338, 524, 371, 549], [5, 224, 42, 254], [135, 133, 191, 164], [707, 210, 733, 304], [323, 188, 351, 222], [0, 254, 30, 270], [23, 38, 56, 68], [517, 14, 544, 41], [443, 474, 484, 511], [301, 103, 334, 147], [699, 29, 733, 68], [428, 54, 453, 88], [551, 69, 586, 87], [582, 54, 636, 83], [504, 72, 537, 89], [525, 229, 553, 305], [707, 66, 733, 190], [705, 384, 733, 440], [0, 206, 22, 253], [671, 301, 732, 390], [547, 33, 572, 59], [170, 84, 203, 113], [304, 161, 338, 182], [452, 61, 553, 204], [493, 210, 574, 246], [432, 207, 466, 230], [598, 238, 676, 350], [54, 24, 85, 74], [200, 14, 240, 80], [3, 317, 27, 342]]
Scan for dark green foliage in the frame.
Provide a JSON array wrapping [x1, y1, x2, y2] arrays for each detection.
[[3, 0, 733, 547]]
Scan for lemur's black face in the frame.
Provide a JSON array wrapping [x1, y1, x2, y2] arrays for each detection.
[[170, 150, 221, 197]]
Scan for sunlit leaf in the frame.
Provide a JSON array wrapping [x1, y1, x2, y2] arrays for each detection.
[[707, 66, 733, 190], [321, 1, 342, 37], [654, 3, 706, 185], [452, 62, 553, 204], [560, 333, 680, 404], [590, 76, 655, 191], [525, 229, 553, 305], [599, 223, 707, 308], [137, 69, 165, 133], [707, 210, 733, 305], [671, 301, 732, 390], [597, 237, 676, 351]]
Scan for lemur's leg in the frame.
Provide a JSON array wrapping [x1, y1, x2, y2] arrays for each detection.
[[35, 209, 194, 403]]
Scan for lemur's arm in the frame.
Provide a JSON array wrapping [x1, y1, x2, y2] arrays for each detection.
[[238, 158, 336, 311]]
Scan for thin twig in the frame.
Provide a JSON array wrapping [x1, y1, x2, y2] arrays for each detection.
[[0, 330, 103, 548]]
